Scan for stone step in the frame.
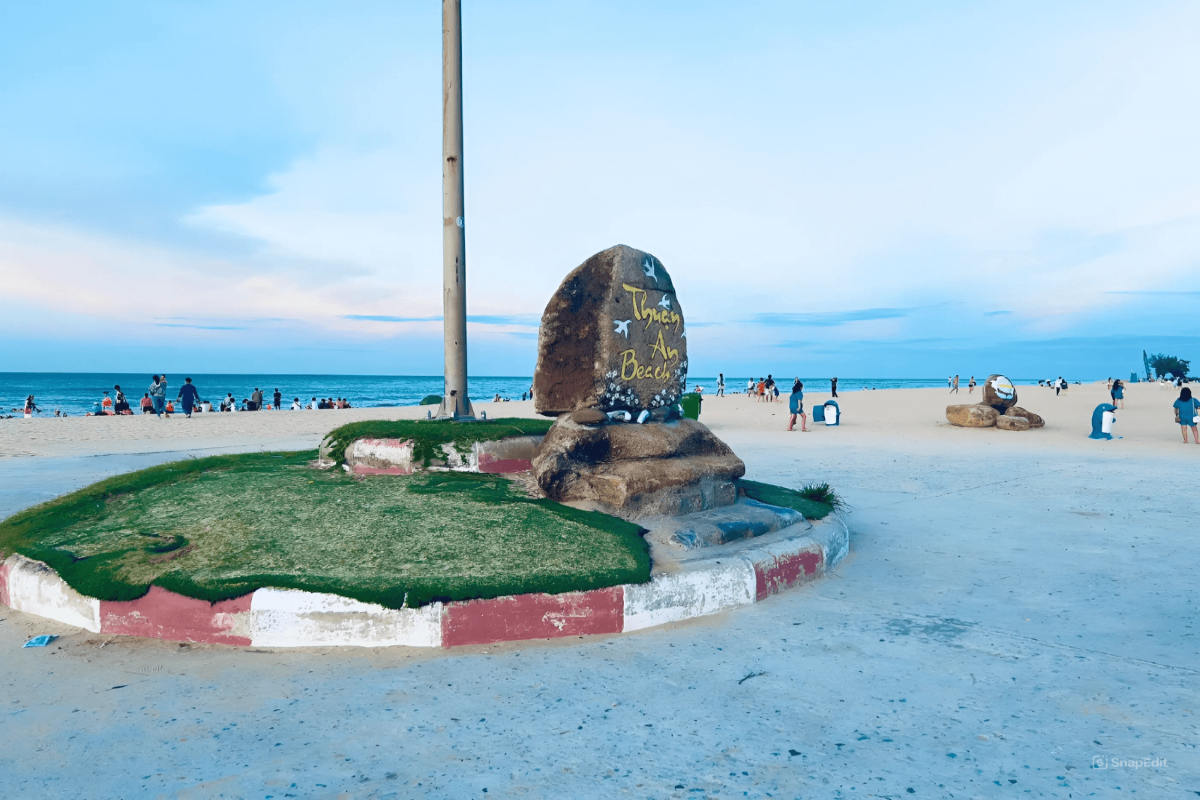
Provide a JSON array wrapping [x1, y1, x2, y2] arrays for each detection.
[[641, 497, 808, 551]]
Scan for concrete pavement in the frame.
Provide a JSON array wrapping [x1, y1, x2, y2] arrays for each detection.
[[0, 434, 1196, 798]]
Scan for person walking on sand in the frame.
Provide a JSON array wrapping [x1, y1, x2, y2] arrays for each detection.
[[950, 375, 960, 394], [1174, 387, 1200, 443], [831, 377, 838, 398], [968, 376, 976, 394], [787, 380, 808, 432], [23, 395, 39, 418], [716, 374, 725, 397], [178, 377, 200, 418], [273, 388, 282, 411], [1111, 379, 1125, 409], [148, 375, 167, 418], [1055, 376, 1064, 396]]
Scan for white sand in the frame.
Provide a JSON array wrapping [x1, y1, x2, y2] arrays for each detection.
[[2, 381, 1193, 460]]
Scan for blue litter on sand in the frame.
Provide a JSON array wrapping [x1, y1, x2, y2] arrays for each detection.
[[23, 635, 58, 648]]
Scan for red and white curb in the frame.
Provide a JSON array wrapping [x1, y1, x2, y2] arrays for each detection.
[[0, 516, 848, 648]]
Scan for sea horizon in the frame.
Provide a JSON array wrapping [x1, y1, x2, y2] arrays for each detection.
[[2, 372, 1100, 417]]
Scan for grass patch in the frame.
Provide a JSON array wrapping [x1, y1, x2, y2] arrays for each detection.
[[739, 479, 840, 520], [321, 417, 554, 468], [0, 451, 648, 609]]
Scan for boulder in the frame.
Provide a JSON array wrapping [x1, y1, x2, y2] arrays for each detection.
[[570, 409, 607, 425], [532, 417, 745, 519], [981, 374, 1018, 412], [533, 245, 687, 416], [946, 404, 998, 427], [995, 414, 1030, 431], [1004, 406, 1045, 428]]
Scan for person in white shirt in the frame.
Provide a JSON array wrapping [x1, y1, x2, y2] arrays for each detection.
[[310, 397, 319, 410], [291, 398, 303, 410], [746, 379, 754, 394]]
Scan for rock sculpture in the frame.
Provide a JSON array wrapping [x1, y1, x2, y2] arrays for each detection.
[[531, 245, 745, 518], [945, 404, 999, 427], [533, 244, 687, 418], [946, 375, 1044, 431], [981, 374, 1017, 412], [1004, 406, 1044, 428], [995, 414, 1030, 431]]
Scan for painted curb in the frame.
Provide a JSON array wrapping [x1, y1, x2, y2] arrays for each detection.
[[0, 515, 849, 648]]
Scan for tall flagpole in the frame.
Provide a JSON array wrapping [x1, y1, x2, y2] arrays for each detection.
[[438, 0, 473, 420]]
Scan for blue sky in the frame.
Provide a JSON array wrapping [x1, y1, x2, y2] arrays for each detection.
[[2, 0, 1198, 378]]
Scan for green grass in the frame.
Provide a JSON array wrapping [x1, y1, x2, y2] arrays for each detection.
[[0, 451, 648, 609], [321, 417, 555, 467], [739, 479, 839, 520]]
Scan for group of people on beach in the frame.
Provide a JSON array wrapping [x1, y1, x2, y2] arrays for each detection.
[[61, 378, 355, 418]]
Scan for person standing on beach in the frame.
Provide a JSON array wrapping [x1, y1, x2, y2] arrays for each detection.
[[148, 375, 167, 418], [716, 374, 725, 397], [178, 378, 199, 418], [250, 388, 263, 411], [1111, 379, 1125, 409], [1174, 387, 1200, 443], [765, 375, 776, 402], [950, 375, 960, 394], [23, 395, 39, 418], [787, 380, 808, 432], [1055, 376, 1063, 396], [113, 385, 129, 413], [273, 388, 282, 410], [831, 377, 838, 398]]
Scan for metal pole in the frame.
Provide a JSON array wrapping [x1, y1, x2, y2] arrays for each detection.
[[438, 0, 472, 420]]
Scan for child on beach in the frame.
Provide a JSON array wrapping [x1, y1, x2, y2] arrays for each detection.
[[1174, 388, 1199, 443], [787, 380, 808, 432]]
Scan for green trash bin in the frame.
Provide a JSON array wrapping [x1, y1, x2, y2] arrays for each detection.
[[681, 392, 702, 420]]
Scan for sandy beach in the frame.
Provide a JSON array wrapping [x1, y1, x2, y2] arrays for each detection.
[[2, 381, 1192, 462]]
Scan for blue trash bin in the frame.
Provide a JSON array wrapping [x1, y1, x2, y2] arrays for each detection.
[[812, 404, 826, 423], [823, 400, 840, 426]]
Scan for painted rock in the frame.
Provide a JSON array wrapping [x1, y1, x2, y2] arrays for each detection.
[[945, 404, 998, 427], [995, 414, 1030, 431], [533, 245, 687, 416], [570, 409, 607, 425], [981, 374, 1018, 412], [1004, 406, 1044, 428]]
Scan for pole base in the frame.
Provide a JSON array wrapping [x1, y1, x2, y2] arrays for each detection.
[[434, 398, 475, 421]]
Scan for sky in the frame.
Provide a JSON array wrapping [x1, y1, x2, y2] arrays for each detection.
[[1, 0, 1198, 379]]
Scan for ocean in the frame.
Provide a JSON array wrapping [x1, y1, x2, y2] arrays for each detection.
[[1, 373, 1039, 417]]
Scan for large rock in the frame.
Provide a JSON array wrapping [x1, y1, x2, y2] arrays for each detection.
[[533, 245, 687, 416], [995, 414, 1030, 431], [981, 374, 1018, 412], [946, 404, 998, 427], [1004, 406, 1045, 428], [532, 417, 744, 519]]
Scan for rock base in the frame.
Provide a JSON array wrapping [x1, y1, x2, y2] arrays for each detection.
[[532, 417, 746, 519]]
